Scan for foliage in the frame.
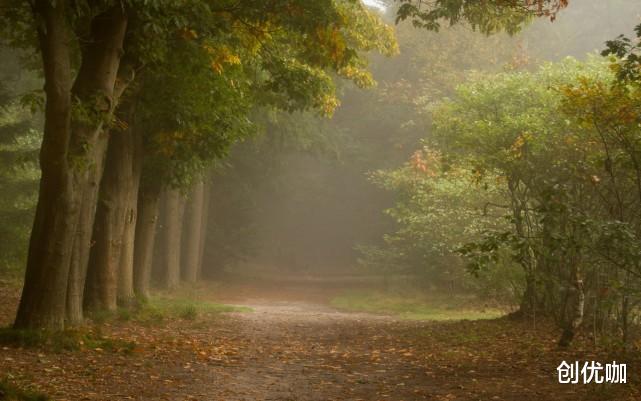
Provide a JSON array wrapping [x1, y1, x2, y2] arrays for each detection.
[[417, 56, 641, 344], [603, 23, 641, 82], [137, 38, 255, 189], [1, 0, 398, 193], [130, 0, 399, 191], [206, 15, 535, 275], [0, 50, 40, 274], [394, 0, 568, 34], [361, 148, 506, 285], [360, 51, 641, 345]]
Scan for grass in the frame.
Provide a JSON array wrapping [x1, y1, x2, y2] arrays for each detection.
[[143, 296, 251, 321], [0, 327, 135, 354], [148, 296, 251, 316], [0, 380, 49, 401], [109, 294, 252, 325], [330, 290, 505, 321], [85, 291, 252, 326], [0, 291, 251, 354]]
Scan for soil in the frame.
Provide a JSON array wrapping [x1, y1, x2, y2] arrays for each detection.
[[0, 280, 639, 400]]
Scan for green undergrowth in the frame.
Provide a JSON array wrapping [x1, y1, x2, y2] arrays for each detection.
[[101, 294, 252, 325], [0, 380, 49, 401], [148, 296, 251, 318], [330, 290, 506, 321], [0, 327, 135, 354]]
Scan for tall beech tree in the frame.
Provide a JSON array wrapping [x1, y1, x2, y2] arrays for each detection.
[[84, 99, 141, 311], [12, 3, 129, 329]]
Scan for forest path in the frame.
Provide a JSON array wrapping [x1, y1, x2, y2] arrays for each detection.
[[0, 280, 633, 401], [181, 295, 611, 401]]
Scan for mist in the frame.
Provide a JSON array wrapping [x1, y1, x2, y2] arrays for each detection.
[[1, 1, 641, 399], [203, 0, 641, 279]]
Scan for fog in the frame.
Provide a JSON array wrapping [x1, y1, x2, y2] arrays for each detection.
[[202, 0, 641, 282], [2, 1, 641, 399]]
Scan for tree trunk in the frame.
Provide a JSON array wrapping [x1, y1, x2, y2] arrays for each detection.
[[14, 2, 127, 330], [161, 189, 185, 289], [558, 266, 584, 347], [117, 122, 142, 307], [182, 181, 205, 283], [133, 178, 161, 300], [197, 178, 212, 279], [84, 102, 138, 312], [70, 65, 136, 318], [510, 271, 536, 320], [66, 4, 129, 315], [507, 178, 539, 320], [65, 133, 109, 324]]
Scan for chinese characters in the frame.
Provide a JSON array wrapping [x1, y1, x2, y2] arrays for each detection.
[[557, 361, 626, 384]]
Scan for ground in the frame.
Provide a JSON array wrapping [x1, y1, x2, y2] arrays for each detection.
[[0, 279, 639, 401]]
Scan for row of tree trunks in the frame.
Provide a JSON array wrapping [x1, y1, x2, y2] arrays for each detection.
[[132, 176, 210, 298], [14, 2, 212, 330], [14, 3, 128, 330]]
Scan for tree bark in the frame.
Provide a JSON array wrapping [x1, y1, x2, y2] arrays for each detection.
[[182, 181, 205, 283], [558, 266, 584, 347], [65, 132, 109, 324], [161, 189, 185, 289], [117, 121, 142, 307], [14, 2, 128, 330], [197, 178, 212, 279], [84, 102, 138, 312], [133, 178, 161, 300]]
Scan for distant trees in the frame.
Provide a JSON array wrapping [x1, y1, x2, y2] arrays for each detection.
[[201, 0, 641, 286]]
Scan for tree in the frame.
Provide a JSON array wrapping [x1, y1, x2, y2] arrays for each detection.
[[418, 56, 641, 346], [394, 0, 568, 33], [361, 148, 508, 292], [127, 0, 398, 297], [10, 2, 129, 329], [0, 0, 399, 328]]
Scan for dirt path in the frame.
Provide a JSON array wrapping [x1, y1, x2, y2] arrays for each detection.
[[177, 299, 636, 401], [1, 281, 638, 400], [200, 301, 404, 400]]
